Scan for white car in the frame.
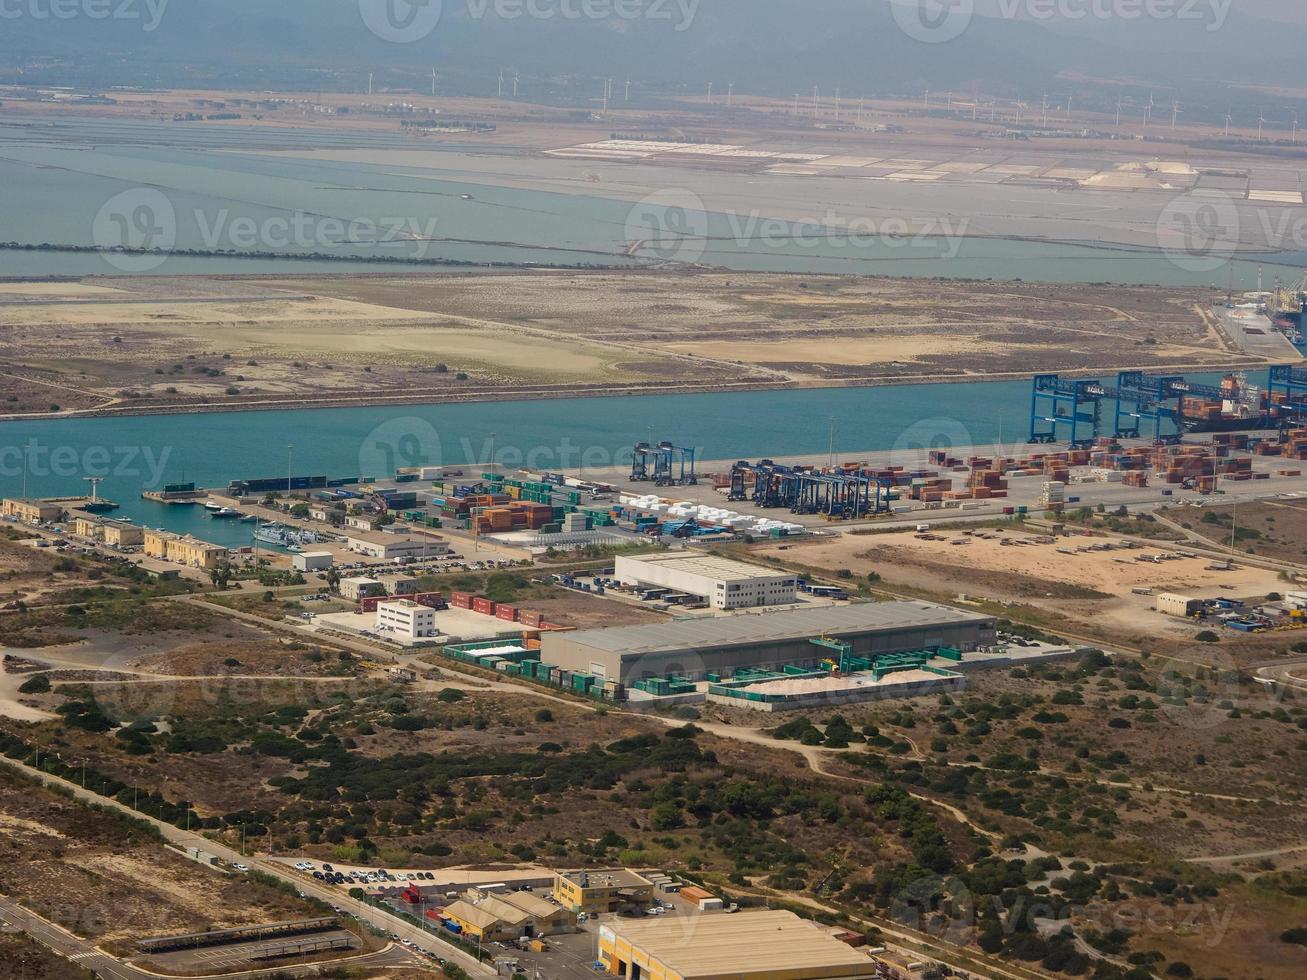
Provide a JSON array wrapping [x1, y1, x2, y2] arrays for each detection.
[[233, 863, 250, 872]]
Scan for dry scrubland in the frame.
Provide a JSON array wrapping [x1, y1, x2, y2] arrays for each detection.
[[0, 272, 1235, 415], [0, 768, 317, 956]]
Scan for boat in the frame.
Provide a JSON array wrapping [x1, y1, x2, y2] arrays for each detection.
[[203, 500, 224, 512], [1180, 373, 1277, 433], [210, 506, 241, 519], [253, 521, 324, 548]]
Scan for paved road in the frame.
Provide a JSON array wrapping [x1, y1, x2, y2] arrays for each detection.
[[0, 756, 493, 978]]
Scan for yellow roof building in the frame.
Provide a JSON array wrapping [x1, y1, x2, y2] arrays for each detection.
[[598, 910, 876, 980]]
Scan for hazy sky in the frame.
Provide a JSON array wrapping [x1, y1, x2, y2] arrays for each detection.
[[1237, 0, 1307, 22]]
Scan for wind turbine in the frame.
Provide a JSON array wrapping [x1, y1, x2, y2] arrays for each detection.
[[497, 70, 504, 98], [835, 87, 841, 123], [1142, 93, 1154, 135], [813, 84, 819, 118], [1224, 111, 1232, 138], [625, 78, 631, 102], [1014, 100, 1027, 125], [513, 73, 520, 98], [431, 68, 438, 97], [1258, 111, 1268, 141], [707, 81, 713, 104], [727, 81, 734, 108], [1171, 99, 1181, 131], [367, 72, 373, 96], [1041, 93, 1048, 127], [1066, 92, 1073, 121]]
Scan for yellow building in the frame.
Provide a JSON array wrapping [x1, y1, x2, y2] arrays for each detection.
[[73, 515, 144, 547], [143, 530, 226, 569], [598, 910, 877, 980], [441, 900, 520, 942], [166, 535, 228, 569], [552, 869, 654, 915], [2, 498, 62, 523], [498, 889, 574, 935], [103, 522, 145, 548], [74, 516, 105, 540], [143, 529, 179, 560]]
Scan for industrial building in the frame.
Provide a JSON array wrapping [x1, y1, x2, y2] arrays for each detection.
[[615, 553, 796, 609], [597, 909, 876, 980], [339, 576, 385, 601], [552, 869, 654, 914], [346, 532, 450, 560], [2, 498, 62, 523], [540, 601, 995, 685], [440, 891, 572, 942], [292, 550, 334, 572], [1156, 593, 1203, 617], [375, 599, 437, 639]]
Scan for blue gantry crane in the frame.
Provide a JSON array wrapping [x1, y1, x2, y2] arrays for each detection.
[[1268, 365, 1307, 426], [631, 441, 697, 486], [729, 461, 890, 518], [1028, 374, 1104, 447]]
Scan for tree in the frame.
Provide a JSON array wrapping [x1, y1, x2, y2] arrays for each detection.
[[209, 561, 233, 590], [18, 674, 51, 695]]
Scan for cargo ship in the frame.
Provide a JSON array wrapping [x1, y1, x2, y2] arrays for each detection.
[[1180, 373, 1275, 433]]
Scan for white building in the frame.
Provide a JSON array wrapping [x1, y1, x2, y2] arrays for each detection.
[[614, 553, 797, 610], [293, 551, 334, 572], [376, 599, 437, 639], [346, 532, 450, 560], [340, 576, 386, 601]]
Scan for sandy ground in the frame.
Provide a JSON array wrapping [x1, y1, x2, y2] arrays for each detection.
[[757, 528, 1286, 640], [0, 270, 1239, 416]]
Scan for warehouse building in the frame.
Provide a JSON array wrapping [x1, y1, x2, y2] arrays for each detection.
[[615, 553, 796, 609], [540, 601, 995, 685], [1155, 593, 1202, 617], [346, 532, 450, 560], [552, 869, 654, 915], [597, 909, 877, 980], [292, 550, 334, 572]]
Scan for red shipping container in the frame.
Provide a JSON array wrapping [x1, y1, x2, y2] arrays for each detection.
[[497, 604, 520, 622], [520, 610, 542, 628], [473, 598, 496, 615]]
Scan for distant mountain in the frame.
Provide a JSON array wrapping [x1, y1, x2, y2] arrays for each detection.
[[0, 0, 1302, 106]]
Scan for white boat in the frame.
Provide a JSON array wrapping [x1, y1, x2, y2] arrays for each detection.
[[203, 500, 223, 512]]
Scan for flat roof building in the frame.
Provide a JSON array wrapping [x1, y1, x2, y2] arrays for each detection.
[[553, 869, 654, 914], [598, 909, 876, 980], [346, 532, 450, 560], [615, 553, 796, 609], [541, 600, 996, 685], [293, 550, 334, 572], [72, 514, 144, 547], [375, 599, 438, 639], [340, 576, 385, 601], [3, 498, 63, 523]]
